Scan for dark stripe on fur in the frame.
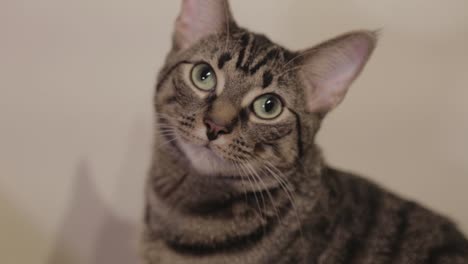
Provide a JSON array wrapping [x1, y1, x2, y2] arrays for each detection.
[[239, 108, 249, 123], [181, 190, 255, 218], [427, 242, 465, 264], [205, 93, 217, 105], [250, 49, 278, 75], [242, 35, 270, 73], [154, 172, 188, 199], [236, 33, 250, 69], [289, 109, 304, 159], [427, 224, 468, 263], [347, 186, 382, 263], [163, 185, 291, 256], [241, 44, 256, 73], [262, 71, 274, 88], [239, 108, 249, 125], [388, 202, 416, 263], [218, 52, 233, 69], [164, 96, 177, 105], [166, 223, 270, 256]]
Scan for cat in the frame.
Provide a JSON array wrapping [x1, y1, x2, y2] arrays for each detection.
[[142, 0, 468, 263]]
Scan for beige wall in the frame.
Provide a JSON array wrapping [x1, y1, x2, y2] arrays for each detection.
[[1, 1, 467, 263]]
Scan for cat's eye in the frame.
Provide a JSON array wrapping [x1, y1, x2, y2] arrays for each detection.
[[252, 94, 283, 120], [190, 63, 217, 91]]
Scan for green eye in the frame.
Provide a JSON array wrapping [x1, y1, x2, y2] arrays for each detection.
[[252, 94, 283, 120], [190, 63, 217, 91]]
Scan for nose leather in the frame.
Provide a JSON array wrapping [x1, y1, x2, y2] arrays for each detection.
[[204, 119, 229, 141], [204, 99, 238, 141]]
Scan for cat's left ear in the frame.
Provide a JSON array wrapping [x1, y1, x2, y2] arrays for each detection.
[[173, 0, 236, 52], [298, 31, 378, 114]]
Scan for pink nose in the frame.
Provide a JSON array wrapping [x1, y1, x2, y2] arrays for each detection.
[[204, 118, 229, 141]]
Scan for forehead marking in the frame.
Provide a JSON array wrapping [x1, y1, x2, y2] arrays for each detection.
[[236, 33, 251, 70], [250, 48, 278, 75], [218, 52, 232, 69], [262, 71, 274, 88], [241, 35, 268, 74]]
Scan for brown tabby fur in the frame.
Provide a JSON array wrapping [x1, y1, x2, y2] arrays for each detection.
[[142, 1, 468, 263]]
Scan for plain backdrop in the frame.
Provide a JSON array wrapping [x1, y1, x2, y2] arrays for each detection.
[[1, 1, 467, 263]]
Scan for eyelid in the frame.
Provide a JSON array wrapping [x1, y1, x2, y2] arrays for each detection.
[[191, 60, 211, 66], [251, 93, 285, 108], [241, 85, 289, 108]]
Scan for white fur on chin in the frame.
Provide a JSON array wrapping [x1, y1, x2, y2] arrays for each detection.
[[176, 139, 238, 176]]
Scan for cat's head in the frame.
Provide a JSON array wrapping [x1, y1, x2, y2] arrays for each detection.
[[155, 0, 376, 187]]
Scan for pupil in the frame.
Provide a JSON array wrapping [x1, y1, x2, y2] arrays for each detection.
[[200, 68, 211, 81], [264, 98, 275, 113]]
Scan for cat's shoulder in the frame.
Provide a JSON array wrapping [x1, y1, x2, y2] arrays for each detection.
[[324, 166, 468, 244]]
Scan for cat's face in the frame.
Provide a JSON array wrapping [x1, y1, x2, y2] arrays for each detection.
[[157, 32, 302, 186], [155, 0, 376, 189]]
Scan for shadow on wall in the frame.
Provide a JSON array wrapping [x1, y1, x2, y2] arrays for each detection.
[[47, 161, 140, 264], [47, 120, 152, 264]]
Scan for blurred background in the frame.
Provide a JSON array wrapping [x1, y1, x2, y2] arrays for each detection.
[[1, 0, 467, 263]]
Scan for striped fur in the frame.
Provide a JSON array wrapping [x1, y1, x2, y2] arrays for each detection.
[[143, 1, 468, 263]]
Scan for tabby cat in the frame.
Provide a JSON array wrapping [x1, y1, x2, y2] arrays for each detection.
[[142, 1, 468, 263]]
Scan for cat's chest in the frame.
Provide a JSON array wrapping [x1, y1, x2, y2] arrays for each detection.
[[145, 240, 269, 264]]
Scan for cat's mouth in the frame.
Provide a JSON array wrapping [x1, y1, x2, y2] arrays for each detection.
[[175, 137, 240, 177], [160, 131, 280, 191]]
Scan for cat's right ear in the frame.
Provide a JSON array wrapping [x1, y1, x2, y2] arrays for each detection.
[[173, 0, 236, 52]]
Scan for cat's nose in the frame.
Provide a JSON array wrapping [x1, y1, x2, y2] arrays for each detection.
[[204, 118, 230, 141]]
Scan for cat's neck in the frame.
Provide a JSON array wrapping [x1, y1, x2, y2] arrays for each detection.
[[145, 140, 326, 254]]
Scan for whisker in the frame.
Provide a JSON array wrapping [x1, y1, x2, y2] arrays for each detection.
[[246, 161, 282, 225], [235, 158, 265, 227], [277, 62, 320, 78], [156, 137, 179, 149], [281, 48, 317, 71], [157, 130, 177, 135], [263, 160, 294, 192], [232, 161, 262, 221], [244, 161, 267, 218], [261, 160, 305, 241]]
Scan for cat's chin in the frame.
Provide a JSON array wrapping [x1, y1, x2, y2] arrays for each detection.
[[174, 138, 280, 191], [176, 138, 239, 176]]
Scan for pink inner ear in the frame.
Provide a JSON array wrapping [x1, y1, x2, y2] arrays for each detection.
[[175, 0, 197, 50], [336, 37, 373, 82], [174, 0, 229, 51], [302, 32, 377, 113]]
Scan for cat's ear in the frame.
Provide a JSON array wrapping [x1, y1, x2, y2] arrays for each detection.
[[298, 31, 377, 114], [173, 0, 236, 51]]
